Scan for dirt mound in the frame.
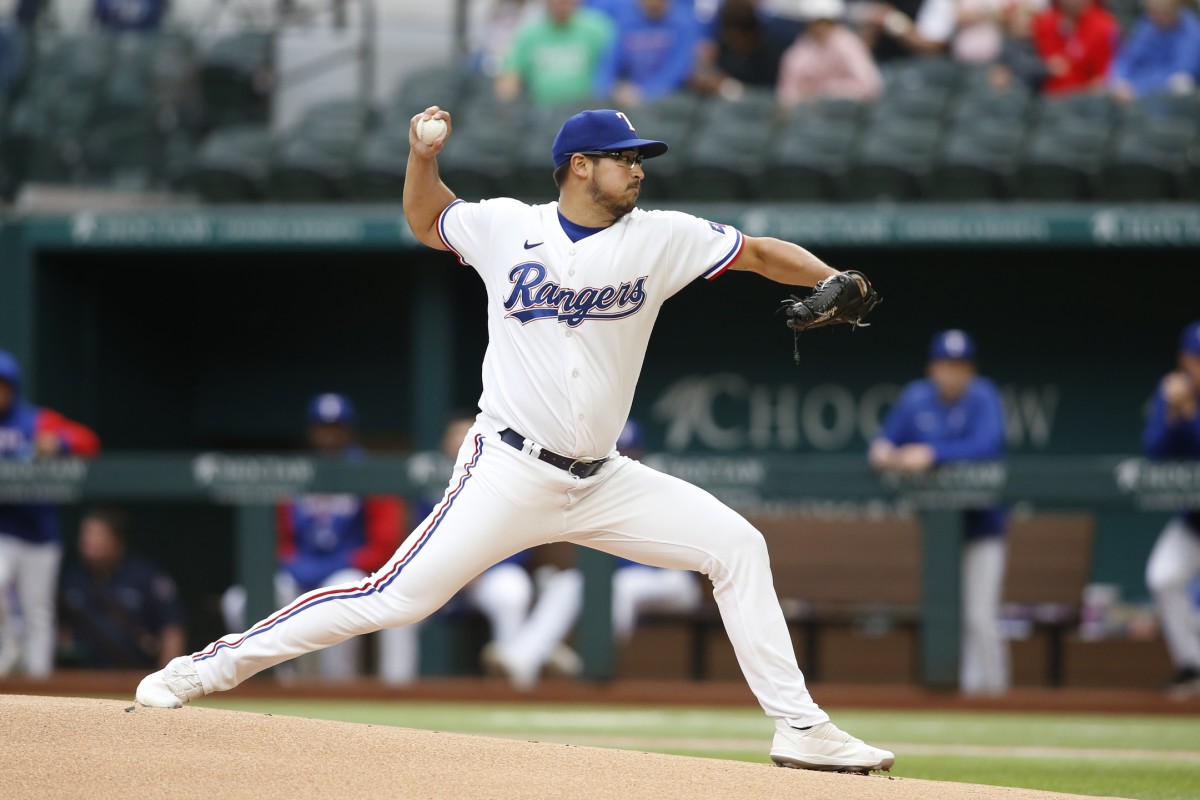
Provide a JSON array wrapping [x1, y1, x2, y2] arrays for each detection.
[[0, 695, 1129, 800]]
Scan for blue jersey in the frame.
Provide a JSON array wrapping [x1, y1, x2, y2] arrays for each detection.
[[878, 377, 1008, 538], [593, 1, 701, 102], [0, 399, 101, 544], [1142, 381, 1200, 532]]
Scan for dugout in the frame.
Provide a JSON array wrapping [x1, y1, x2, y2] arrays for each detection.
[[2, 203, 1199, 683]]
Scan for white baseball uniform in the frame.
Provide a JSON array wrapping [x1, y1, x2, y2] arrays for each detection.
[[185, 197, 829, 727]]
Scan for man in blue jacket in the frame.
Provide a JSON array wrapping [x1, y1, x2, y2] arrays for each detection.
[[594, 0, 702, 106], [869, 330, 1009, 695], [1143, 321, 1200, 698], [1110, 0, 1200, 100]]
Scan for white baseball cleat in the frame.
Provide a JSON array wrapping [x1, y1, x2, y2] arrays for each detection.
[[136, 656, 206, 708], [769, 719, 895, 773]]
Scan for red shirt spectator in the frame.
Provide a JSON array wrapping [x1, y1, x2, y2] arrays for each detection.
[[1032, 0, 1120, 94]]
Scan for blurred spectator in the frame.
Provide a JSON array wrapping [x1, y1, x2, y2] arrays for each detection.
[[220, 393, 414, 684], [691, 0, 793, 98], [1031, 0, 1119, 94], [869, 331, 1010, 696], [951, 0, 1047, 65], [58, 509, 184, 670], [1143, 321, 1200, 699], [494, 0, 616, 105], [594, 0, 704, 106], [0, 0, 38, 100], [470, 0, 541, 77], [777, 0, 885, 105], [93, 0, 167, 31], [411, 413, 583, 690], [989, 0, 1052, 90], [854, 0, 955, 61], [1110, 0, 1200, 101], [0, 349, 101, 679]]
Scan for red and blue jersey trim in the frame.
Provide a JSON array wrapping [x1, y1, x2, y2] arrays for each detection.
[[702, 228, 745, 281], [436, 199, 469, 266], [191, 434, 486, 663]]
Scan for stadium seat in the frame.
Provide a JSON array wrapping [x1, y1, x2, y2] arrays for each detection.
[[759, 115, 861, 201], [1012, 122, 1110, 200], [837, 119, 941, 201], [950, 83, 1032, 132], [924, 125, 1023, 200], [267, 99, 372, 202], [199, 32, 273, 127], [881, 57, 961, 93], [392, 64, 467, 116], [189, 125, 274, 202], [346, 107, 412, 201], [436, 99, 527, 201], [1036, 92, 1119, 130], [1097, 117, 1195, 200]]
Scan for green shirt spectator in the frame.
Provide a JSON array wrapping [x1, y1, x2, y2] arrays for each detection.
[[495, 0, 616, 105]]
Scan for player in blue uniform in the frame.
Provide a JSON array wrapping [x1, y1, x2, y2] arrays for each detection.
[[868, 330, 1009, 695], [222, 393, 412, 683], [0, 350, 102, 678], [1143, 321, 1200, 698]]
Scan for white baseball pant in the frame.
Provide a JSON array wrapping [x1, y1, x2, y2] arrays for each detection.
[[959, 536, 1010, 695], [0, 534, 61, 678], [190, 425, 829, 726], [221, 569, 419, 685], [1146, 516, 1200, 669]]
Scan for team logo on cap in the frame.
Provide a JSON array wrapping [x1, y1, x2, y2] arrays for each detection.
[[503, 263, 648, 327]]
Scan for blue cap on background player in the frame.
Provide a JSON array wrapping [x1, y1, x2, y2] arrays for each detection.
[[617, 418, 644, 451], [1180, 321, 1200, 356], [928, 330, 976, 361], [0, 350, 20, 391], [551, 110, 669, 168], [307, 393, 356, 426]]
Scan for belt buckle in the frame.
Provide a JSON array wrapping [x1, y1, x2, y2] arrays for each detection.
[[569, 457, 592, 477]]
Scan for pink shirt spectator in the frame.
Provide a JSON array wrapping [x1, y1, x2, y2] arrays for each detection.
[[777, 24, 884, 105]]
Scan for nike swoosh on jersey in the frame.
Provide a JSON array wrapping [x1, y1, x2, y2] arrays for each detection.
[[523, 240, 543, 249]]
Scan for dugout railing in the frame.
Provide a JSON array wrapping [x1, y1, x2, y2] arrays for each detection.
[[1, 452, 1192, 687]]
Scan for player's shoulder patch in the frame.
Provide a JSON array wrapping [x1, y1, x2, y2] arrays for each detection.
[[707, 220, 727, 234]]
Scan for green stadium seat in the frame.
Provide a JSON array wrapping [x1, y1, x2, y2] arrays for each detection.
[[392, 64, 467, 117], [759, 116, 861, 201], [189, 125, 274, 202], [346, 107, 412, 201], [924, 125, 1023, 200], [1012, 122, 1110, 200], [867, 85, 952, 127], [674, 100, 777, 200], [265, 99, 372, 201], [1097, 118, 1195, 200], [837, 119, 941, 201], [880, 57, 961, 93], [199, 32, 272, 127]]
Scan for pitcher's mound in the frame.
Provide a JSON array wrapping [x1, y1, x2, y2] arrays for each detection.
[[1, 695, 1127, 800]]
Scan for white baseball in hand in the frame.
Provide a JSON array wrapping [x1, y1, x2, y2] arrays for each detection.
[[417, 116, 447, 146]]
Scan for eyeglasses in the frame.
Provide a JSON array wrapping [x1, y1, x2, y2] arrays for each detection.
[[578, 151, 645, 169]]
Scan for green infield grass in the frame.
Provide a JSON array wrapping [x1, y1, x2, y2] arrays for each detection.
[[197, 699, 1200, 800]]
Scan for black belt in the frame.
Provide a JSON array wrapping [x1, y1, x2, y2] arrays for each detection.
[[498, 428, 608, 478]]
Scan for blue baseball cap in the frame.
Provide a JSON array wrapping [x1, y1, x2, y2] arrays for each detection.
[[1180, 321, 1200, 356], [307, 393, 356, 426], [0, 350, 21, 392], [551, 109, 668, 169], [928, 330, 976, 361], [617, 418, 644, 451]]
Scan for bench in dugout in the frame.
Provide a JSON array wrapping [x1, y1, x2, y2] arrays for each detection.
[[637, 513, 1094, 686]]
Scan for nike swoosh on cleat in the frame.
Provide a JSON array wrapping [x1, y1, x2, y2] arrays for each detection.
[[524, 240, 543, 249]]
